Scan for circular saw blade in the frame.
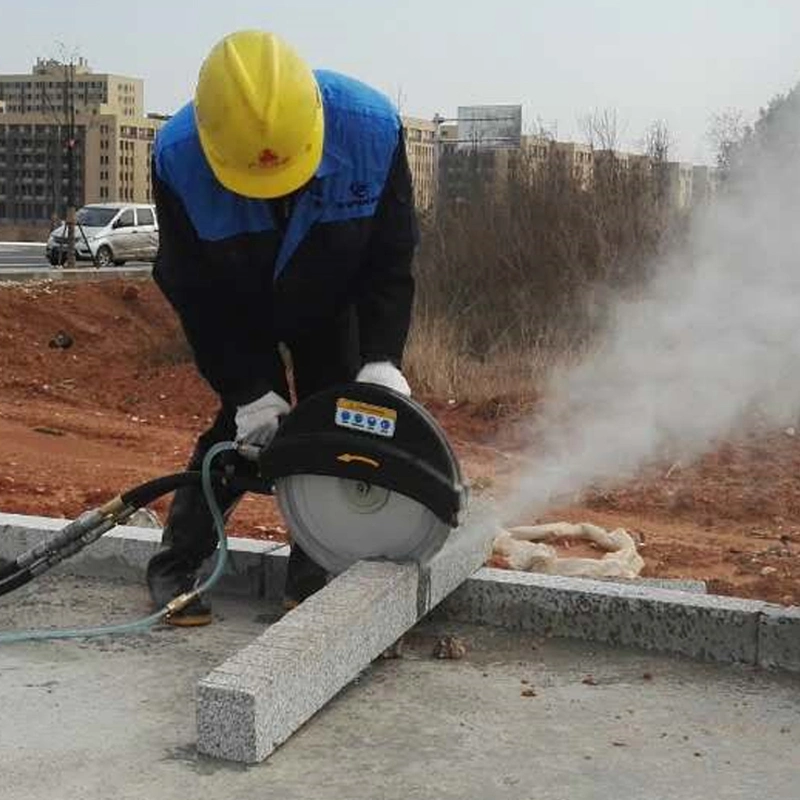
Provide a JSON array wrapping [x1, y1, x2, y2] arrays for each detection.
[[276, 474, 452, 575]]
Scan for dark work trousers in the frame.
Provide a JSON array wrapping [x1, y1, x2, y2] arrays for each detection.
[[160, 308, 360, 603]]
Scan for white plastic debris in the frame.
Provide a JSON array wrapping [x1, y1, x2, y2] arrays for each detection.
[[492, 522, 644, 579]]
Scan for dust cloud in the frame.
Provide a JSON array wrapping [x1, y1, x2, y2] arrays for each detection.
[[501, 100, 800, 523]]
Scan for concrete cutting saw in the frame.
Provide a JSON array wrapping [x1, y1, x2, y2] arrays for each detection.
[[0, 383, 467, 610], [263, 383, 467, 574]]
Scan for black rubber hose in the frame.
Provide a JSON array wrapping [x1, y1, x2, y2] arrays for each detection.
[[119, 470, 269, 509], [0, 484, 191, 585], [0, 558, 28, 583], [0, 509, 105, 581], [0, 565, 37, 597], [0, 469, 271, 600], [119, 471, 202, 509], [0, 525, 118, 599]]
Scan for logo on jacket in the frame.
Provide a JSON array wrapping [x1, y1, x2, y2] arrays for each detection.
[[336, 180, 379, 210]]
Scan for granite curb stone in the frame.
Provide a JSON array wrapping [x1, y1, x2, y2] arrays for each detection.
[[2, 512, 798, 679], [440, 568, 768, 664], [197, 560, 420, 762], [757, 605, 800, 672]]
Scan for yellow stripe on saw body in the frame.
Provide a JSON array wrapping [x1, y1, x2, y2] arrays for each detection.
[[336, 399, 397, 421]]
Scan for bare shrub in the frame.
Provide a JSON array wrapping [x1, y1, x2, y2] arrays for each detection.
[[410, 137, 682, 402], [404, 310, 559, 403], [139, 328, 193, 368]]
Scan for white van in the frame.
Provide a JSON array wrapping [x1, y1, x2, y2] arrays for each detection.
[[46, 203, 159, 267]]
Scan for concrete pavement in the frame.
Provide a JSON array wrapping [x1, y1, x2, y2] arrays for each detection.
[[1, 574, 798, 800]]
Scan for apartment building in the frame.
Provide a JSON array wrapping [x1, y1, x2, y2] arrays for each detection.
[[438, 126, 708, 213], [664, 161, 694, 210], [0, 58, 164, 225], [439, 122, 458, 145], [520, 135, 552, 168], [402, 116, 436, 212], [550, 141, 594, 189], [516, 136, 597, 188], [692, 165, 719, 204], [438, 144, 516, 204]]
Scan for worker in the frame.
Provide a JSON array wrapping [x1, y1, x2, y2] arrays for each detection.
[[146, 30, 418, 625]]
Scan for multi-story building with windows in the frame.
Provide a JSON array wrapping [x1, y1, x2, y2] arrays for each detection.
[[549, 141, 594, 189], [664, 161, 694, 210], [691, 165, 719, 205], [0, 58, 164, 225], [402, 116, 436, 213]]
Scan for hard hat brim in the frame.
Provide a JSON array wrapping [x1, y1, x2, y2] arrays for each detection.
[[199, 107, 324, 199]]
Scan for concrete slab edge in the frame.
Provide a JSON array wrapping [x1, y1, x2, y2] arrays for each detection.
[[1, 511, 797, 672]]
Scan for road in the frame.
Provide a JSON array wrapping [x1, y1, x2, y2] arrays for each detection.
[[0, 243, 151, 277], [1, 573, 798, 800], [0, 242, 46, 269]]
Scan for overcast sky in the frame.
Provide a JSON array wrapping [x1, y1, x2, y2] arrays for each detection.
[[2, 0, 798, 163]]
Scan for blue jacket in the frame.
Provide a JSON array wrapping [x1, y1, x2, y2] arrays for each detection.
[[151, 70, 417, 405]]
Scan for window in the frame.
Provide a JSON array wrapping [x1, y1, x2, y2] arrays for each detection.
[[76, 206, 117, 226], [137, 207, 154, 225], [116, 208, 135, 227]]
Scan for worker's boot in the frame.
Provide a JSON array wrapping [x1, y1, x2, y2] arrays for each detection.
[[145, 471, 234, 627], [146, 549, 212, 627]]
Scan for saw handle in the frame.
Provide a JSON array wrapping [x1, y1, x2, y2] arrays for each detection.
[[236, 443, 263, 463]]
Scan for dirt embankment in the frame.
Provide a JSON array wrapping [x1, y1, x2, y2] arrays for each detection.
[[1, 279, 799, 605]]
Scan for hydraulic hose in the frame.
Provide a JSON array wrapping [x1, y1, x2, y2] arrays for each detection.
[[0, 466, 267, 599], [118, 468, 266, 511], [0, 505, 119, 582], [0, 441, 239, 644], [0, 518, 118, 598]]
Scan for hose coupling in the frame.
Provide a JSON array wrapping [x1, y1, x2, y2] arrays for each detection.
[[97, 496, 129, 521], [164, 591, 199, 618]]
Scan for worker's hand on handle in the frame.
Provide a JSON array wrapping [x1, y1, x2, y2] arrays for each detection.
[[356, 361, 411, 397], [234, 391, 291, 450]]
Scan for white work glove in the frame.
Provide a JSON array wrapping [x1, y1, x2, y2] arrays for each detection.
[[234, 391, 291, 448], [356, 361, 411, 397]]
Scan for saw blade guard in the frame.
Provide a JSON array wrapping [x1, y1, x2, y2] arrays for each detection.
[[259, 383, 467, 573]]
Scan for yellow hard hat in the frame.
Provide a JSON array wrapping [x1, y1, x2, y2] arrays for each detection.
[[194, 30, 324, 199]]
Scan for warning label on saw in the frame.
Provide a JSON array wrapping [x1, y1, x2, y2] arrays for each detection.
[[335, 398, 397, 438]]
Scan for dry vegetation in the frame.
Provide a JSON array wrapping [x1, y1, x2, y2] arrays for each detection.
[[406, 148, 686, 402]]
